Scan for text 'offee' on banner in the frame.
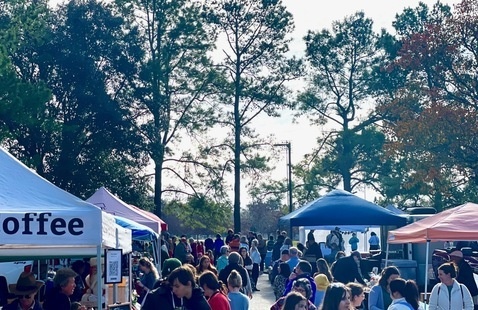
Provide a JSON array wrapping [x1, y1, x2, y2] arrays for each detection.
[[0, 212, 100, 245]]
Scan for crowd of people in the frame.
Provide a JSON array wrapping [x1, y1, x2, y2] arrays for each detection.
[[4, 229, 478, 310]]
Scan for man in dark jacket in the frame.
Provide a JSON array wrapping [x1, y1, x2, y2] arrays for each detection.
[[272, 234, 285, 262], [332, 251, 366, 285], [218, 252, 249, 289], [450, 250, 478, 309], [270, 249, 290, 284]]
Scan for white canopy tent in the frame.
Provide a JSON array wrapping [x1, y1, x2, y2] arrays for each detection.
[[0, 147, 131, 308], [87, 187, 165, 234]]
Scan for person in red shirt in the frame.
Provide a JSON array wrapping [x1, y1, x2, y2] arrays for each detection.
[[198, 271, 231, 310]]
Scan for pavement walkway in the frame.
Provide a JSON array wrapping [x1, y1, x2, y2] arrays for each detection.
[[249, 272, 276, 310]]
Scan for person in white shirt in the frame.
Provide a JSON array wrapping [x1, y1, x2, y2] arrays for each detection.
[[429, 262, 473, 310]]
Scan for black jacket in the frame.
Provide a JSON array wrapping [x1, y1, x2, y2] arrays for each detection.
[[272, 239, 284, 262], [42, 287, 71, 310], [142, 284, 210, 310], [218, 263, 249, 288], [456, 259, 478, 296], [332, 256, 365, 285]]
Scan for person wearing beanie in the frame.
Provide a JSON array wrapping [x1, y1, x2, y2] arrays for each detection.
[[162, 258, 183, 278], [218, 252, 251, 297], [450, 250, 478, 307]]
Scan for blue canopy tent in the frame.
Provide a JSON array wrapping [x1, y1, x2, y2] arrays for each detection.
[[115, 216, 158, 242], [279, 189, 407, 227], [114, 215, 161, 270]]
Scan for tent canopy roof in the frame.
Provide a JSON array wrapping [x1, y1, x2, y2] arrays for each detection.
[[87, 187, 167, 233], [0, 147, 126, 260], [280, 189, 407, 227], [115, 215, 158, 242], [388, 202, 478, 244]]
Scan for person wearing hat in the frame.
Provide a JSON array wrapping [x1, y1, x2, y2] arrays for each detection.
[[5, 272, 44, 310], [174, 235, 189, 263], [162, 258, 182, 279], [450, 250, 478, 309], [43, 268, 78, 310]]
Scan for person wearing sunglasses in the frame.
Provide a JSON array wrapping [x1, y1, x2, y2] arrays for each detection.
[[5, 272, 44, 310]]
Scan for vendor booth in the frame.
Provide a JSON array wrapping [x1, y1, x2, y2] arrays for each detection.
[[387, 202, 478, 301], [0, 147, 132, 309], [279, 189, 407, 274], [279, 189, 407, 227], [87, 187, 167, 233]]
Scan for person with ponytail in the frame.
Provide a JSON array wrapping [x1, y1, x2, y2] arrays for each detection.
[[198, 271, 231, 310], [388, 278, 421, 310], [227, 270, 249, 310]]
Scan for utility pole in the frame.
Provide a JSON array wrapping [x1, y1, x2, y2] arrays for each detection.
[[274, 142, 293, 237]]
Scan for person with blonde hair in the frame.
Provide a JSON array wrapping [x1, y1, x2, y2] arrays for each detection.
[[227, 270, 249, 310], [137, 257, 159, 303], [313, 258, 332, 307]]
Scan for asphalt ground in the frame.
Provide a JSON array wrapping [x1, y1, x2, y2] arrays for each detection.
[[249, 272, 277, 310]]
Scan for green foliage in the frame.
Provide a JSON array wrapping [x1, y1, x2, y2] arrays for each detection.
[[377, 0, 478, 209], [206, 0, 300, 231], [297, 11, 387, 195], [163, 195, 232, 233], [115, 0, 222, 217], [241, 199, 285, 234]]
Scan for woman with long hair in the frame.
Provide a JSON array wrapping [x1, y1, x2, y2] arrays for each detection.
[[196, 255, 218, 276], [346, 283, 365, 309], [198, 271, 231, 310], [137, 257, 160, 298], [368, 266, 400, 310], [239, 247, 254, 281], [388, 278, 421, 310], [281, 291, 308, 310], [321, 283, 351, 310], [250, 239, 262, 291], [271, 278, 317, 310], [313, 258, 332, 307], [274, 262, 292, 300]]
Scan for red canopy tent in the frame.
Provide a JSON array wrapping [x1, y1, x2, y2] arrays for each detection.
[[388, 202, 478, 243], [387, 202, 478, 302]]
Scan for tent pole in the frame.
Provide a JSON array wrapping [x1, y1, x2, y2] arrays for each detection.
[[424, 240, 430, 308], [385, 242, 390, 267], [97, 246, 102, 310]]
